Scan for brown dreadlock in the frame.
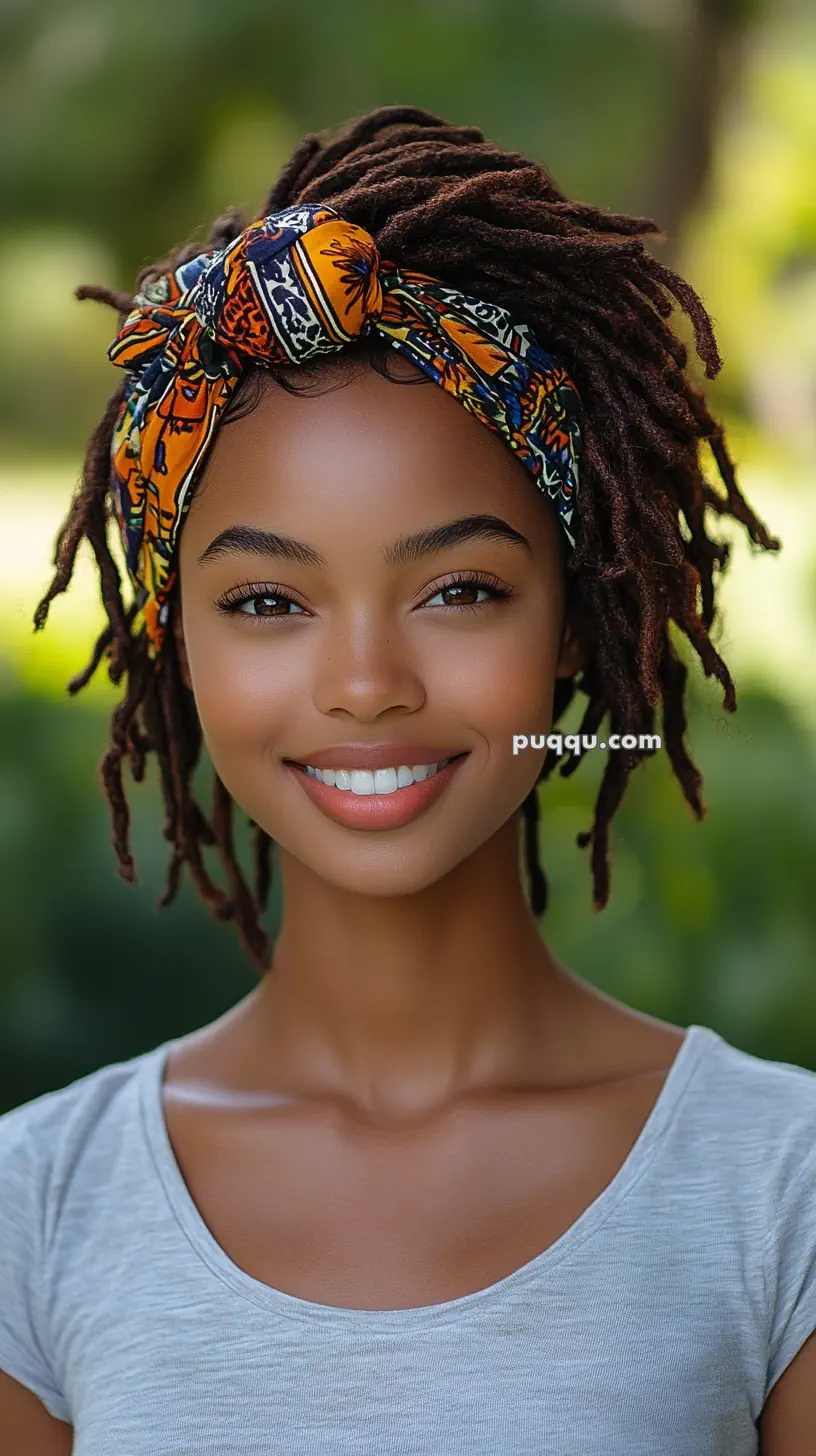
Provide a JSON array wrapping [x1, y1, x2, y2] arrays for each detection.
[[32, 104, 780, 970]]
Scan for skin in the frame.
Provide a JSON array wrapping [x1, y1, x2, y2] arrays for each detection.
[[5, 354, 813, 1450], [181, 358, 577, 907]]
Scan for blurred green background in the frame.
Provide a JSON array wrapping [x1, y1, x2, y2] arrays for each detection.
[[1, 0, 815, 1110]]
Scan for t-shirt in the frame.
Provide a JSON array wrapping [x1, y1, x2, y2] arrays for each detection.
[[1, 1023, 815, 1455]]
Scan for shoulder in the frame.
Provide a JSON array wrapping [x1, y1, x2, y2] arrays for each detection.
[[0, 1046, 163, 1423], [0, 1046, 164, 1245], [685, 1026, 816, 1176], [0, 1048, 157, 1150], [646, 1025, 816, 1262]]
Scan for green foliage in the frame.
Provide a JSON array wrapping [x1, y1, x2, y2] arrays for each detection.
[[0, 686, 261, 1110], [542, 673, 816, 1070], [0, 0, 674, 268]]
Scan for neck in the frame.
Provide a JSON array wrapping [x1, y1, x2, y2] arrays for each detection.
[[216, 817, 591, 1117]]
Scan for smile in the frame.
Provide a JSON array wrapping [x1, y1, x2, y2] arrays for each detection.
[[303, 762, 448, 795], [285, 753, 469, 831]]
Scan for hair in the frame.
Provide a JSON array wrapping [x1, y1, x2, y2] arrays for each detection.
[[33, 104, 780, 969]]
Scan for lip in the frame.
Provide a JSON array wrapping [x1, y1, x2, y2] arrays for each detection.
[[285, 753, 469, 832], [285, 742, 466, 772]]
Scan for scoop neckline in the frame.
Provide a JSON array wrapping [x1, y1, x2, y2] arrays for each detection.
[[138, 1022, 714, 1331]]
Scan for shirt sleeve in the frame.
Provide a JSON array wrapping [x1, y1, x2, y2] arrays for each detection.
[[764, 1142, 816, 1402], [0, 1100, 70, 1423]]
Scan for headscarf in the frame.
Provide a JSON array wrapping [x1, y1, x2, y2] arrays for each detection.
[[108, 202, 583, 656]]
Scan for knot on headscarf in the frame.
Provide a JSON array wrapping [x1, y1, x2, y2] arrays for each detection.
[[107, 202, 583, 656], [113, 206, 385, 376]]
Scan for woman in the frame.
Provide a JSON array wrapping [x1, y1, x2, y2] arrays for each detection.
[[1, 105, 814, 1454]]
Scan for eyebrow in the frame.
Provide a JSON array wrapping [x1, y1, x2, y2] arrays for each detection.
[[384, 514, 531, 567], [197, 514, 531, 570], [197, 526, 326, 569]]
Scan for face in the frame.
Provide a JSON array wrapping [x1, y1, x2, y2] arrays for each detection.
[[174, 356, 584, 898]]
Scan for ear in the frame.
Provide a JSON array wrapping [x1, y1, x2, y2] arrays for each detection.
[[171, 600, 193, 692], [555, 607, 587, 680]]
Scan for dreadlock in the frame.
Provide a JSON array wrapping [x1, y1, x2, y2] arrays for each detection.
[[33, 104, 780, 968]]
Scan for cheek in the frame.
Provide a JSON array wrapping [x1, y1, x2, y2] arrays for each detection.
[[433, 603, 561, 809], [426, 610, 558, 731], [186, 629, 312, 755]]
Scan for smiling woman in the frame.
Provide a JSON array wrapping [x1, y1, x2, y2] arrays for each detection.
[[1, 105, 815, 1456], [173, 356, 580, 898]]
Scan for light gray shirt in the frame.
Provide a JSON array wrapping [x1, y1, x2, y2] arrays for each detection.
[[1, 1022, 816, 1455]]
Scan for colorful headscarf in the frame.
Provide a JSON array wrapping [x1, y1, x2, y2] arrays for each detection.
[[108, 202, 583, 656]]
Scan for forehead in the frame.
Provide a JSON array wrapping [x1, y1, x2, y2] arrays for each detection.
[[184, 359, 559, 551]]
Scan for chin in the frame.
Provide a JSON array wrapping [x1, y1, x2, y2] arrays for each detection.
[[274, 810, 515, 902], [278, 842, 462, 900]]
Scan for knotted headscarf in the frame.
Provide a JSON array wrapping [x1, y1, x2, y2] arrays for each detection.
[[108, 202, 583, 656]]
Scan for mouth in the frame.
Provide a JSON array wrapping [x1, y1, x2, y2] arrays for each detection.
[[284, 752, 470, 831]]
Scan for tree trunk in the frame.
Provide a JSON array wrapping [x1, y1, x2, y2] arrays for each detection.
[[644, 0, 757, 260]]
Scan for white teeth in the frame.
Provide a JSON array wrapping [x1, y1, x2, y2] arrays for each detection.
[[306, 760, 451, 792]]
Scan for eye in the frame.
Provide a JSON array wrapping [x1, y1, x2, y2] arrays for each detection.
[[421, 574, 514, 610], [216, 585, 306, 621]]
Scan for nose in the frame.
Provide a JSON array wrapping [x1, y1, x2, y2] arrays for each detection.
[[312, 607, 425, 722]]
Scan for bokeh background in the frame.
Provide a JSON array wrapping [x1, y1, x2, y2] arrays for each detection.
[[1, 0, 815, 1111]]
